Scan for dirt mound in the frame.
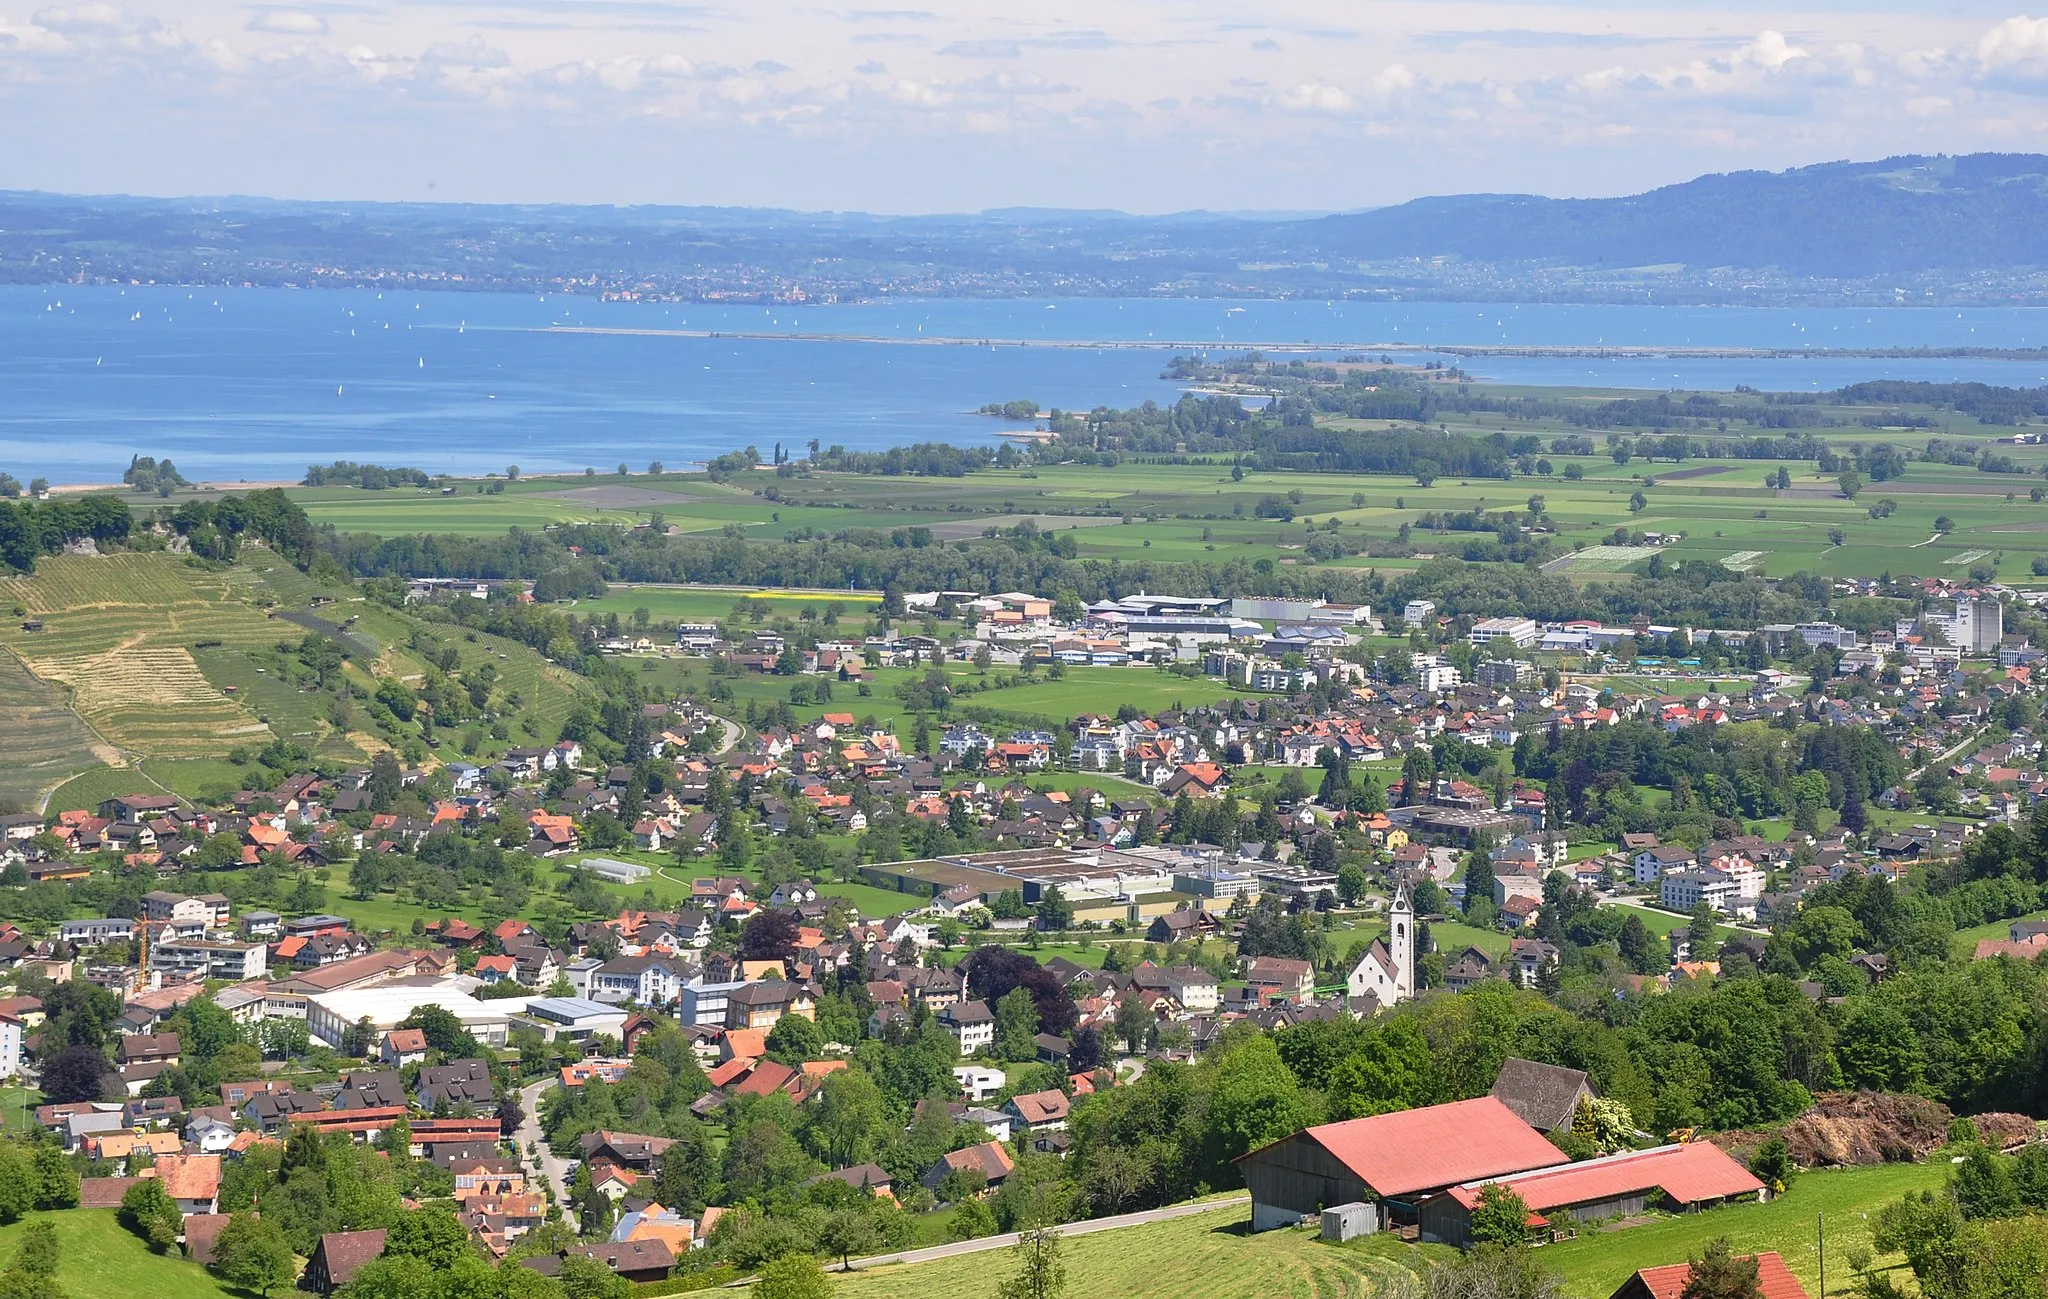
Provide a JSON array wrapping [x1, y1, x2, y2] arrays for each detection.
[[1714, 1092, 1955, 1168], [1976, 1112, 2041, 1150]]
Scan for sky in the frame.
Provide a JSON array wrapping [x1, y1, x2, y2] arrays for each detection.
[[4, 0, 2048, 212]]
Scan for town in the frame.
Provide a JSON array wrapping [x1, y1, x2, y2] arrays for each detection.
[[0, 535, 2045, 1299]]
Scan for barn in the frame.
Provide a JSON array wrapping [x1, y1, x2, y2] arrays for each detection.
[[1234, 1096, 1569, 1232], [1416, 1141, 1768, 1247]]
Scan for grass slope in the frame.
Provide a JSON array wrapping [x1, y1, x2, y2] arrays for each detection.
[[1542, 1161, 1947, 1299], [828, 1204, 1411, 1299], [0, 1209, 242, 1299]]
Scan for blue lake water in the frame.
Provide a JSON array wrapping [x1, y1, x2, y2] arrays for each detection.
[[9, 286, 2048, 483]]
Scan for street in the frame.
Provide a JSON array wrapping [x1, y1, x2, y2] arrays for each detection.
[[516, 1075, 576, 1206]]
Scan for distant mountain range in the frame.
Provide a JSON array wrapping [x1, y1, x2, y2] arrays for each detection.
[[7, 154, 2048, 304], [1293, 153, 2048, 278]]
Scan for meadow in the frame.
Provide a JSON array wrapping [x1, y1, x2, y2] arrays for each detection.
[[820, 1161, 1943, 1299], [829, 1202, 1411, 1299], [0, 1210, 243, 1299]]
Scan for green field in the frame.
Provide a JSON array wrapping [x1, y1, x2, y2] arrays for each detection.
[[1544, 1160, 1946, 1298], [0, 1209, 243, 1299], [824, 1162, 1943, 1299], [829, 1203, 1413, 1299]]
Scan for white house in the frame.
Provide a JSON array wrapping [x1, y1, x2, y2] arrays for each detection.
[[938, 1000, 996, 1054]]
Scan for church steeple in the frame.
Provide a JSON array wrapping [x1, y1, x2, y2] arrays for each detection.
[[1389, 879, 1415, 1002]]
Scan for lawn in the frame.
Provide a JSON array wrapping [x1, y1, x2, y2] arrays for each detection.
[[1542, 1160, 1947, 1299], [1953, 909, 2047, 956], [1428, 920, 1511, 960], [0, 1209, 244, 1299], [828, 1202, 1414, 1299]]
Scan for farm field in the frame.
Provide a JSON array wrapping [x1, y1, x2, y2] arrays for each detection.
[[0, 550, 595, 794], [44, 759, 248, 814], [829, 1202, 1414, 1299], [0, 553, 279, 761], [0, 648, 109, 810]]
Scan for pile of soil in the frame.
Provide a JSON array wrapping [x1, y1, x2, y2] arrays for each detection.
[[1975, 1112, 2041, 1150], [1713, 1092, 1956, 1167]]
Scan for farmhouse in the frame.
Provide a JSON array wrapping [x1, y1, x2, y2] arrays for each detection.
[[1234, 1096, 1568, 1231], [1416, 1142, 1767, 1247]]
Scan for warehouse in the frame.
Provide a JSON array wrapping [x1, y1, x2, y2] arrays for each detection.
[[1234, 1097, 1569, 1232], [1416, 1142, 1768, 1247]]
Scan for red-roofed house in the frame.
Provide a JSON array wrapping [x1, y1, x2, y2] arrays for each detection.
[[1235, 1096, 1568, 1231], [1609, 1251, 1810, 1299], [1417, 1142, 1767, 1247]]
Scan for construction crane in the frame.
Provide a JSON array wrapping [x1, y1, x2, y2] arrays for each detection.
[[135, 916, 174, 984]]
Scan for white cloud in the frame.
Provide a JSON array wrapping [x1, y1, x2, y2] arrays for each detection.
[[1278, 81, 1350, 112], [245, 9, 327, 36], [1978, 14, 2048, 76]]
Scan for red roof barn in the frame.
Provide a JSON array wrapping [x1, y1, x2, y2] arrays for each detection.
[[1234, 1096, 1568, 1231]]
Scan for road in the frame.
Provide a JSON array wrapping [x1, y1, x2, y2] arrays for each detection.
[[1596, 895, 1769, 937], [708, 712, 741, 755], [838, 1195, 1248, 1272], [516, 1076, 575, 1205]]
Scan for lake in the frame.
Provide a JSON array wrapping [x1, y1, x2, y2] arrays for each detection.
[[9, 286, 2048, 483]]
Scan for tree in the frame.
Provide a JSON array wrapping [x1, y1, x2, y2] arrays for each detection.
[[1423, 1246, 1562, 1299], [382, 1204, 471, 1268], [741, 910, 801, 961], [209, 1213, 296, 1295], [119, 1177, 183, 1252], [1205, 1036, 1312, 1165], [1686, 901, 1721, 962], [1035, 886, 1073, 933], [1953, 1144, 2022, 1220], [995, 986, 1041, 1062], [557, 1255, 631, 1299], [764, 1012, 824, 1064], [1628, 491, 1647, 513], [994, 1225, 1065, 1299], [40, 1046, 111, 1103], [30, 1144, 77, 1210], [947, 1196, 996, 1239], [751, 1254, 831, 1299], [1680, 1238, 1763, 1299], [1837, 471, 1864, 500], [1469, 1184, 1532, 1246], [11, 1220, 56, 1281], [1336, 864, 1368, 907], [1747, 1136, 1796, 1194], [819, 1208, 881, 1268]]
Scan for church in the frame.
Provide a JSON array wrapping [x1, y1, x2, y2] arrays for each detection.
[[1344, 882, 1415, 1014]]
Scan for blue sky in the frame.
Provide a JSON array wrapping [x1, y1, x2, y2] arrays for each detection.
[[3, 0, 2047, 211]]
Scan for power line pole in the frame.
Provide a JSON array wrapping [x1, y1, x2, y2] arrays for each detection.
[[1817, 1212, 1826, 1298]]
